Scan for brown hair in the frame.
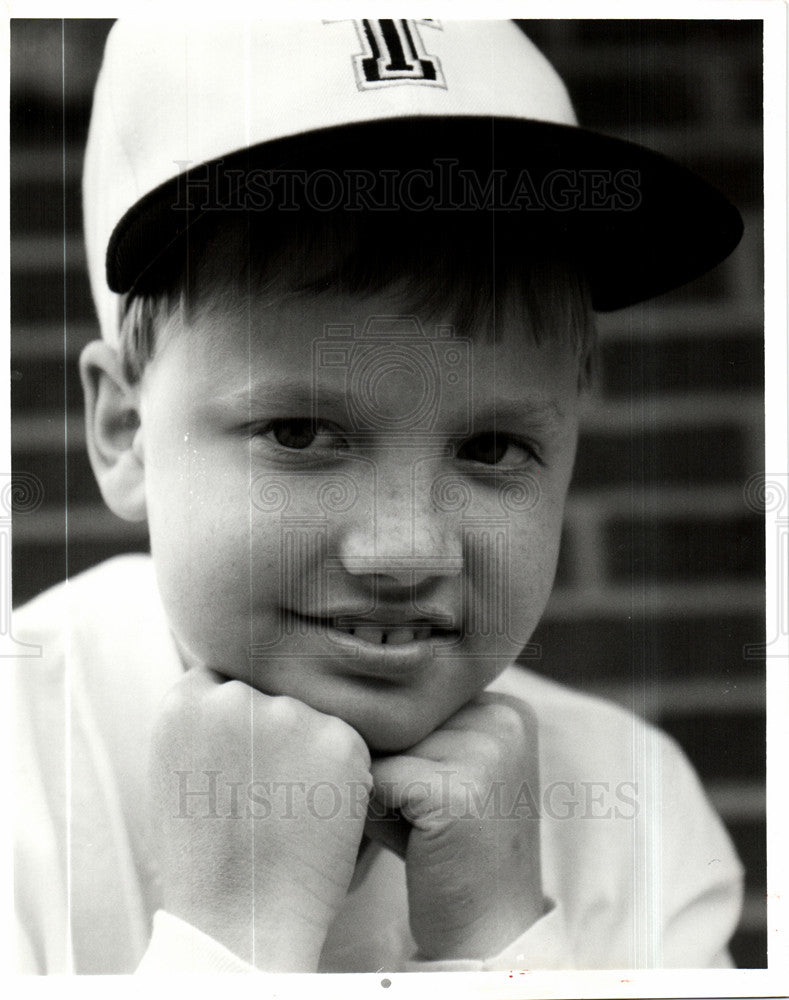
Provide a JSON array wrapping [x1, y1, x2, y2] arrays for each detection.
[[118, 208, 596, 386]]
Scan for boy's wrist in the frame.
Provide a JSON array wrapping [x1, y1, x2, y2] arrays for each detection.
[[405, 897, 570, 972], [412, 893, 545, 963]]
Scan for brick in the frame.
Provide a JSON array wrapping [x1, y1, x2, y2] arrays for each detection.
[[10, 97, 64, 148], [12, 449, 101, 508], [740, 66, 764, 124], [519, 20, 763, 133], [650, 258, 731, 305], [685, 152, 763, 212], [11, 356, 80, 412], [573, 426, 747, 488], [524, 612, 764, 685], [727, 817, 766, 892], [570, 69, 702, 132], [606, 515, 764, 582], [552, 525, 575, 588], [10, 91, 96, 149], [559, 19, 761, 53], [599, 335, 763, 396], [657, 712, 764, 782], [729, 927, 767, 970], [10, 20, 112, 144], [11, 178, 83, 236], [11, 268, 95, 324]]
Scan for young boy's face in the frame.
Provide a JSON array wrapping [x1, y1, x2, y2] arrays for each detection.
[[137, 284, 581, 752]]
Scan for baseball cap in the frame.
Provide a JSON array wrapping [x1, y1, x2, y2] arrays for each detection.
[[83, 19, 744, 345]]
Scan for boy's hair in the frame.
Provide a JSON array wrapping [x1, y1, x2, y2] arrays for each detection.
[[117, 208, 596, 387]]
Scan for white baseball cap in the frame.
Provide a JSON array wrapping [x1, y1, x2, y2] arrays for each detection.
[[83, 19, 743, 344]]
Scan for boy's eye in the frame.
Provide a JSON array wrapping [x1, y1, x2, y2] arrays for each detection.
[[270, 419, 318, 450], [456, 432, 539, 468], [258, 418, 343, 452]]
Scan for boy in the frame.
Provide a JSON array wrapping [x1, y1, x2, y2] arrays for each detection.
[[14, 20, 745, 973]]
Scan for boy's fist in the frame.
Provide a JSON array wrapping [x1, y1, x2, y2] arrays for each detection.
[[148, 667, 373, 971], [365, 692, 543, 961]]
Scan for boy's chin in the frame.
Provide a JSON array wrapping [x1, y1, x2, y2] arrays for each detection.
[[173, 646, 453, 754], [349, 710, 443, 756]]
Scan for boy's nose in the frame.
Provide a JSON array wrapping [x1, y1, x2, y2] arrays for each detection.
[[337, 468, 462, 587]]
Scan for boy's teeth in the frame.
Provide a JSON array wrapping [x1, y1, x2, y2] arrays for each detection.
[[353, 626, 387, 644], [385, 627, 417, 645], [346, 625, 432, 645]]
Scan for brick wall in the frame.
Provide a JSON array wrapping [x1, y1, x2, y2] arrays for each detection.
[[522, 20, 766, 968], [10, 19, 766, 967]]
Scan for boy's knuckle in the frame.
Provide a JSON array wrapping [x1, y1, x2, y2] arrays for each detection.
[[466, 731, 503, 766], [265, 693, 308, 729], [481, 695, 537, 743], [349, 731, 373, 773], [318, 714, 367, 761], [487, 699, 519, 726], [321, 713, 349, 741], [214, 678, 253, 706]]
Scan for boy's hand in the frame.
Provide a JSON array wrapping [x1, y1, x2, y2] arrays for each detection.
[[365, 693, 543, 961], [148, 667, 372, 972]]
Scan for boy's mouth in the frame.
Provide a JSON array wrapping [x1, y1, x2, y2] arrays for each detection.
[[288, 613, 458, 647], [331, 623, 434, 645]]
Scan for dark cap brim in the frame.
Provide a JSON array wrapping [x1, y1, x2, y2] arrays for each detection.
[[106, 116, 744, 312]]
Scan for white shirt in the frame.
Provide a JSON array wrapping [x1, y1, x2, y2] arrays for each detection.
[[13, 556, 743, 973]]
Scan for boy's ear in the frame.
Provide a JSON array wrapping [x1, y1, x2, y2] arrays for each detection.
[[79, 341, 147, 522]]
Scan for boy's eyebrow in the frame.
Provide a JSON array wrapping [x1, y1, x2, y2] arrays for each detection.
[[219, 380, 567, 425], [218, 380, 347, 412], [483, 395, 567, 425]]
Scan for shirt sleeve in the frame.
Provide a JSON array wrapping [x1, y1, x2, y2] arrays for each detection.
[[403, 898, 574, 972], [136, 911, 258, 974]]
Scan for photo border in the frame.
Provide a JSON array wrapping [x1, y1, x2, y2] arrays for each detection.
[[2, 1, 786, 997]]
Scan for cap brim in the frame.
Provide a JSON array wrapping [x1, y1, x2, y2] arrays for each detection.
[[106, 116, 743, 312]]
